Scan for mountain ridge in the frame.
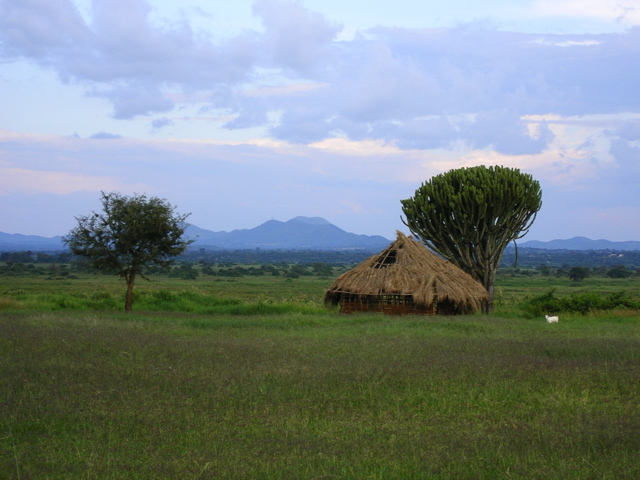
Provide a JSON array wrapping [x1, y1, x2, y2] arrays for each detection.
[[514, 236, 640, 251], [184, 217, 391, 250], [0, 232, 66, 252], [1, 220, 639, 251]]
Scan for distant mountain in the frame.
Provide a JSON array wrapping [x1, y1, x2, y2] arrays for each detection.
[[0, 232, 65, 252], [185, 216, 391, 251], [2, 225, 638, 253], [517, 236, 640, 251], [0, 217, 389, 252]]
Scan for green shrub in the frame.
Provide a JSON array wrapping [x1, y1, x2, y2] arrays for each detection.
[[133, 289, 243, 312], [88, 291, 120, 310], [607, 265, 634, 278], [169, 264, 199, 280], [521, 289, 563, 317], [521, 289, 640, 316]]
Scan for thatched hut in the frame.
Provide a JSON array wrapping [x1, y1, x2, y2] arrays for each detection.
[[324, 231, 488, 315]]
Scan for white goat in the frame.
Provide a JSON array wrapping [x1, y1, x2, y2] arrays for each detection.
[[545, 315, 559, 323]]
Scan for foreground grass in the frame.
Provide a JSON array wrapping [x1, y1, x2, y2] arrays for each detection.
[[1, 311, 639, 479]]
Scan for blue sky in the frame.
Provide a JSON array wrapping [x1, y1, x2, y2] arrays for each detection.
[[1, 0, 639, 241]]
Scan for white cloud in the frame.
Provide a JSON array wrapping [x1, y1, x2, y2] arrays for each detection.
[[242, 82, 329, 98], [531, 0, 640, 26], [252, 0, 341, 71], [2, 1, 639, 145], [531, 38, 602, 46]]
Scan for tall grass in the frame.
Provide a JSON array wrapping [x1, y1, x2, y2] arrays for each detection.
[[0, 275, 329, 315], [1, 310, 639, 479], [0, 290, 327, 316], [2, 271, 639, 317], [1, 270, 640, 477]]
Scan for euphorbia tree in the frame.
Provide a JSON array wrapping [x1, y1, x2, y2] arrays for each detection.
[[401, 165, 542, 313]]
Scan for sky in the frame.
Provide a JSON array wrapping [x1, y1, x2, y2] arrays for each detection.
[[1, 0, 639, 242]]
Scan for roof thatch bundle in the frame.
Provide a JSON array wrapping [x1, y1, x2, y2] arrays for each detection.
[[324, 231, 488, 315]]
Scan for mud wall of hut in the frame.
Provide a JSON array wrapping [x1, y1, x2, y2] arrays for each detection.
[[338, 294, 436, 315]]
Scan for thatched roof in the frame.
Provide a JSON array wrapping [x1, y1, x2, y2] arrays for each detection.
[[324, 231, 488, 313]]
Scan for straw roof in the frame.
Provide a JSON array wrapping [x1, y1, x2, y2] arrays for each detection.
[[324, 231, 488, 313]]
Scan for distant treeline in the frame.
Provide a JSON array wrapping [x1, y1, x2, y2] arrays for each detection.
[[0, 248, 374, 267], [180, 248, 375, 265], [1, 251, 76, 264], [1, 247, 640, 274], [501, 248, 640, 269], [187, 247, 640, 269]]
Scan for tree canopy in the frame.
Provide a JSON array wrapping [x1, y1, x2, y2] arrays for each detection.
[[64, 192, 193, 311], [401, 165, 542, 313]]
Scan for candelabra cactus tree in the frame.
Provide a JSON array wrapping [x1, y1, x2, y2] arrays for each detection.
[[401, 165, 542, 313]]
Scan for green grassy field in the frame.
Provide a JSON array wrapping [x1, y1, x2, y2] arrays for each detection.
[[1, 273, 639, 479]]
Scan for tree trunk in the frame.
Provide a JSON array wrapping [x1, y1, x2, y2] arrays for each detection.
[[124, 273, 136, 312], [482, 283, 494, 314], [481, 266, 496, 314]]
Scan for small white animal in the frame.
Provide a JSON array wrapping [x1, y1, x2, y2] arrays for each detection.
[[545, 315, 559, 323]]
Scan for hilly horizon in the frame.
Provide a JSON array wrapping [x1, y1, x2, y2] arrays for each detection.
[[511, 236, 640, 251], [184, 216, 391, 250], [0, 217, 639, 252]]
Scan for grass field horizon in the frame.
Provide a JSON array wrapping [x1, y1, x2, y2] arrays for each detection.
[[2, 273, 639, 478]]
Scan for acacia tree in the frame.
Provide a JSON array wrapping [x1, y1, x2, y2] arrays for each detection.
[[401, 165, 542, 313], [64, 192, 193, 312]]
